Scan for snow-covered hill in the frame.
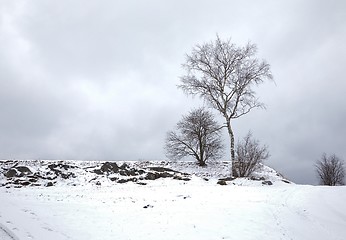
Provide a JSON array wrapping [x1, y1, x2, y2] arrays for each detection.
[[0, 160, 290, 188], [0, 160, 345, 240]]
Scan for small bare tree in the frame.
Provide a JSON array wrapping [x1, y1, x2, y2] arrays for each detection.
[[178, 35, 272, 176], [235, 132, 269, 177], [165, 108, 223, 166], [316, 153, 345, 186]]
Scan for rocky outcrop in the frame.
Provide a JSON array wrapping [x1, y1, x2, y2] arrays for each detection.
[[0, 160, 192, 188], [5, 166, 32, 178]]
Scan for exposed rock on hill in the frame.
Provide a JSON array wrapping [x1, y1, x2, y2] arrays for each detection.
[[0, 160, 291, 188]]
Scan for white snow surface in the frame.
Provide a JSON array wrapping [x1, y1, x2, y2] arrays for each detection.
[[0, 160, 345, 240]]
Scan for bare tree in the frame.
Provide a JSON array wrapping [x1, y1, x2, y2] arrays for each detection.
[[178, 35, 272, 176], [316, 153, 345, 186], [165, 108, 223, 166], [235, 132, 269, 177]]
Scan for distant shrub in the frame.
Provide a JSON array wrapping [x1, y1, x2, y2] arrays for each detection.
[[316, 153, 345, 186]]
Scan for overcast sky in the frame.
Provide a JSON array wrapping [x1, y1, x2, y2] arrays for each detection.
[[1, 0, 345, 184]]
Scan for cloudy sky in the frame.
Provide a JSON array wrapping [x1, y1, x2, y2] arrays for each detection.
[[1, 0, 345, 184]]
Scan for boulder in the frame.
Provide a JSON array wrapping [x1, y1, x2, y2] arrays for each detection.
[[93, 169, 103, 175], [100, 162, 119, 173], [217, 180, 227, 185], [45, 182, 54, 187], [5, 169, 18, 178], [262, 180, 273, 186], [20, 181, 31, 186], [119, 163, 129, 170], [145, 172, 159, 180], [16, 166, 32, 175], [5, 166, 32, 178]]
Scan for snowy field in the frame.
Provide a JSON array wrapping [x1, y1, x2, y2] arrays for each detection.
[[0, 161, 346, 240]]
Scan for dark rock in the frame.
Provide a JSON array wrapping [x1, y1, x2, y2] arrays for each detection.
[[173, 175, 191, 181], [28, 178, 38, 183], [217, 180, 227, 185], [219, 177, 235, 181], [143, 204, 153, 209], [262, 180, 273, 185], [136, 182, 147, 185], [46, 164, 76, 179], [95, 181, 101, 186], [20, 181, 31, 186], [144, 171, 174, 180], [117, 178, 138, 184], [5, 166, 32, 178], [30, 183, 41, 187], [118, 168, 140, 176], [148, 167, 177, 173], [88, 177, 97, 182], [13, 179, 20, 184], [16, 166, 32, 175], [109, 176, 118, 181], [158, 172, 173, 178], [5, 169, 18, 178], [145, 172, 159, 180], [282, 179, 291, 184], [250, 176, 265, 181], [60, 172, 75, 179], [100, 162, 119, 173], [46, 175, 57, 181], [119, 170, 128, 176], [119, 163, 129, 170], [45, 182, 54, 187], [117, 179, 127, 184], [48, 163, 75, 171], [128, 177, 138, 182], [93, 169, 103, 175], [127, 168, 139, 176]]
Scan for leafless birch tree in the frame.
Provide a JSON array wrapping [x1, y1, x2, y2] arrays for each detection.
[[316, 153, 345, 186], [165, 108, 223, 166], [178, 36, 272, 176]]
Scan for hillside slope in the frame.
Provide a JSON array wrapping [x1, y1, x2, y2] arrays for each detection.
[[0, 160, 345, 240]]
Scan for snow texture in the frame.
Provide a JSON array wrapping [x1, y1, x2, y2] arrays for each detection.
[[0, 160, 345, 240]]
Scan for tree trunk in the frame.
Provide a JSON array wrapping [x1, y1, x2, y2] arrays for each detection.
[[226, 120, 236, 177]]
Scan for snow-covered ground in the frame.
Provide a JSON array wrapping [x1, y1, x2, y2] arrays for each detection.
[[0, 160, 345, 240]]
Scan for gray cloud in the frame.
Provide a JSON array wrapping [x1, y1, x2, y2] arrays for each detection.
[[1, 0, 346, 184]]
